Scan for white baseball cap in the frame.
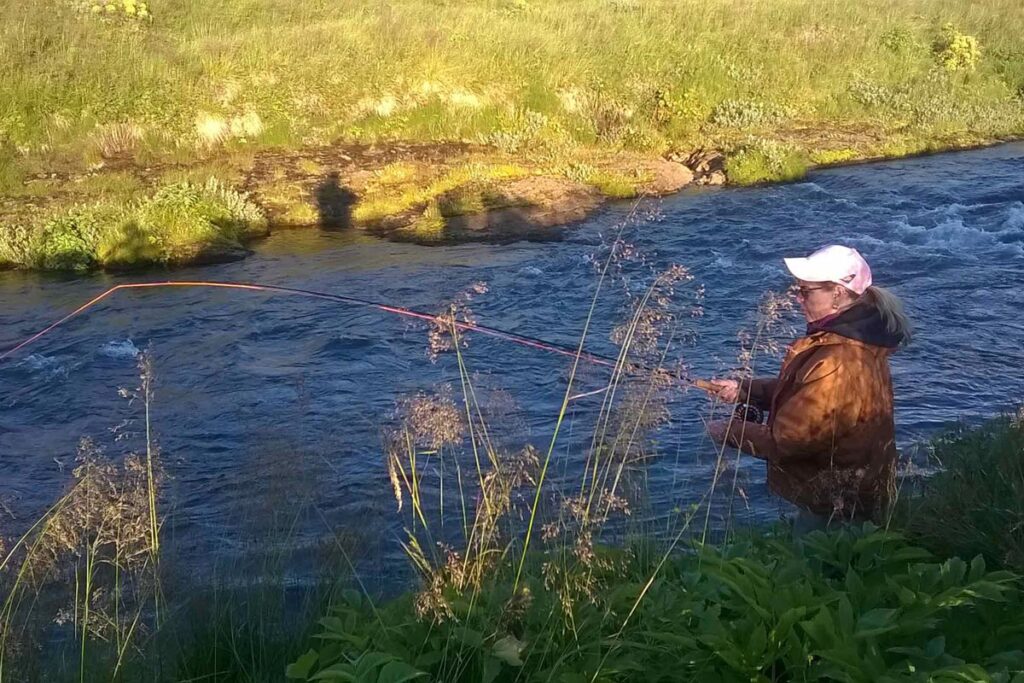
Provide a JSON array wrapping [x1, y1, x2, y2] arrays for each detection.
[[784, 245, 872, 295]]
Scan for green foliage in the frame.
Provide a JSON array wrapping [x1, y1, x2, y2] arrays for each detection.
[[291, 526, 1024, 682], [562, 163, 642, 198], [725, 139, 808, 185], [82, 0, 151, 21], [880, 25, 920, 55], [810, 148, 859, 165], [934, 23, 982, 73], [709, 99, 788, 129], [403, 201, 446, 242], [34, 208, 108, 271], [897, 414, 1024, 572], [0, 179, 266, 271]]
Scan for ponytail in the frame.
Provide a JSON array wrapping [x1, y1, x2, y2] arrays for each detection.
[[863, 286, 912, 346]]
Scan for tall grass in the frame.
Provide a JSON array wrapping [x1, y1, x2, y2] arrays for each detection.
[[0, 353, 163, 682], [895, 411, 1024, 572]]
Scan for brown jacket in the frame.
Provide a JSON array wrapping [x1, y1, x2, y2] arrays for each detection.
[[728, 304, 901, 520]]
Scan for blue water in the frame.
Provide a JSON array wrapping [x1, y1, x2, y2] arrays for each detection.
[[1, 144, 1022, 587]]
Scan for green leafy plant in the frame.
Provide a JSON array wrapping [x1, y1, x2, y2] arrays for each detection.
[[290, 525, 1024, 682], [880, 25, 920, 54], [710, 99, 788, 129], [934, 23, 981, 72]]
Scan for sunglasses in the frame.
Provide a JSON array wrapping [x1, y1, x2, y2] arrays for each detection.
[[794, 284, 832, 299]]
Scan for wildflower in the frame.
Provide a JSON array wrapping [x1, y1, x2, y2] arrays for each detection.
[[395, 386, 465, 450]]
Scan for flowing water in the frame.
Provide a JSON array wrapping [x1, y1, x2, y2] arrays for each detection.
[[1, 144, 1022, 588]]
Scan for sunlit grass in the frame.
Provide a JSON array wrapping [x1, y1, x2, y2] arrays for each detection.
[[2, 0, 1022, 175]]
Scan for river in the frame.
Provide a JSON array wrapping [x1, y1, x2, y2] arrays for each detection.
[[1, 143, 1022, 588]]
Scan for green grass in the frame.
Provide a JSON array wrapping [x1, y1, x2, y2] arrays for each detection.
[[0, 178, 267, 271], [1, 0, 1024, 266], [3, 0, 1024, 177], [725, 139, 809, 185], [896, 413, 1024, 573]]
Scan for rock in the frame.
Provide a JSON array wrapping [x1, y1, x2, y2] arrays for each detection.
[[681, 149, 727, 186], [446, 176, 601, 240], [372, 176, 602, 244], [700, 171, 726, 186], [637, 159, 694, 196]]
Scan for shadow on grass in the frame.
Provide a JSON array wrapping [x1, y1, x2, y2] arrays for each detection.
[[314, 172, 356, 231]]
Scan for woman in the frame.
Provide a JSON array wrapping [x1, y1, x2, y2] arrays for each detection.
[[707, 245, 912, 526]]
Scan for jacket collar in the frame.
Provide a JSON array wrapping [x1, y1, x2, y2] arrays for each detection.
[[805, 300, 904, 349]]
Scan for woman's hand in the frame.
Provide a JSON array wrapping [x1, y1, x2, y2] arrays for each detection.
[[708, 378, 740, 403]]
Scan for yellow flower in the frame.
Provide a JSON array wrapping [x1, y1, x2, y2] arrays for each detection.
[[91, 4, 102, 12]]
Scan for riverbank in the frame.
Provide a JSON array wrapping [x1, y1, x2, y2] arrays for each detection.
[[2, 0, 1024, 269]]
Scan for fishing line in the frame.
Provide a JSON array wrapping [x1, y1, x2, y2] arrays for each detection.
[[0, 280, 622, 370], [0, 280, 748, 412]]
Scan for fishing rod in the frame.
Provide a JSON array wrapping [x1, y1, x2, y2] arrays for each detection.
[[0, 280, 748, 411]]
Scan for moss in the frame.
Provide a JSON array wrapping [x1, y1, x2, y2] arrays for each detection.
[[587, 170, 647, 199], [726, 140, 808, 185], [0, 179, 266, 271], [437, 186, 487, 217], [402, 201, 446, 242], [809, 148, 859, 166], [354, 163, 529, 224]]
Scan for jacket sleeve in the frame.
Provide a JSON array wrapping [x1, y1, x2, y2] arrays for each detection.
[[739, 377, 777, 411], [729, 350, 847, 462]]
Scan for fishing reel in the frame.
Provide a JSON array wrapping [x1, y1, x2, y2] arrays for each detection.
[[733, 403, 766, 424]]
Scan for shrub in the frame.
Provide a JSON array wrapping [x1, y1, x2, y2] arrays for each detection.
[[33, 208, 109, 271], [896, 414, 1024, 572], [933, 23, 982, 73], [880, 25, 920, 54], [710, 99, 788, 129], [725, 139, 808, 185], [289, 525, 1024, 682], [0, 224, 37, 269]]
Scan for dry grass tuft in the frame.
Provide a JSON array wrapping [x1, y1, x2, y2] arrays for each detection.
[[92, 122, 145, 158]]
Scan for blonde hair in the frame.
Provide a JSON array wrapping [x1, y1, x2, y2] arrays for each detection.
[[862, 285, 913, 346]]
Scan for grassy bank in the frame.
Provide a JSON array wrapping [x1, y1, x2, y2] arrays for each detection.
[[0, 178, 266, 270], [2, 0, 1024, 266], [896, 411, 1024, 573]]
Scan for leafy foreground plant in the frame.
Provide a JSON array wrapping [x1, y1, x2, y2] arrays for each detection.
[[896, 412, 1024, 573], [289, 524, 1024, 682]]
